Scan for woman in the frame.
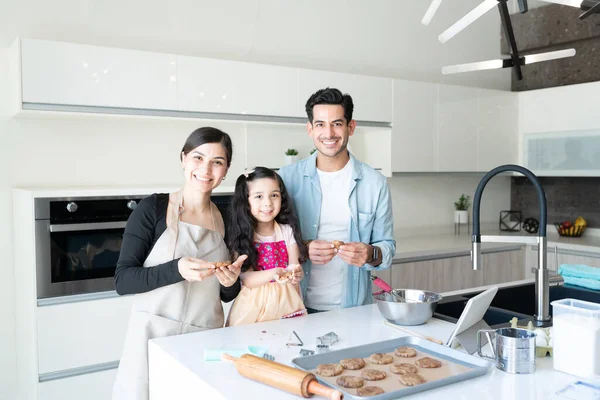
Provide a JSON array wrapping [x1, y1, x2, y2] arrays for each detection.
[[112, 127, 246, 400]]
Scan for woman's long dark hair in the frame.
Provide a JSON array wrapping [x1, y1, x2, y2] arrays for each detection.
[[225, 167, 307, 272]]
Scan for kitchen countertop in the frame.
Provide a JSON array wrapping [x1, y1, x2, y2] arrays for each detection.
[[393, 227, 600, 263], [148, 302, 589, 400]]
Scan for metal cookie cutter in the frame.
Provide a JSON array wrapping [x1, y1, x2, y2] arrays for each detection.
[[286, 330, 304, 347], [317, 331, 339, 347]]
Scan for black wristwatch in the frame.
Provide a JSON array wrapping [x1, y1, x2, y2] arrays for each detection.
[[370, 245, 379, 264]]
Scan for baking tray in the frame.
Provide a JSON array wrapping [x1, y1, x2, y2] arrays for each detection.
[[291, 336, 492, 399]]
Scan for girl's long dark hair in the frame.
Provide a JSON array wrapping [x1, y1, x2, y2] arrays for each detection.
[[225, 167, 307, 272]]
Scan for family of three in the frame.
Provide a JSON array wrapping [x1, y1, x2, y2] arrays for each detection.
[[111, 87, 396, 399]]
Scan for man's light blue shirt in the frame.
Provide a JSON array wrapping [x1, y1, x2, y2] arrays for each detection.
[[278, 151, 396, 308]]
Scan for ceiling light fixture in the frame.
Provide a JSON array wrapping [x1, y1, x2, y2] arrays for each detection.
[[429, 0, 578, 80]]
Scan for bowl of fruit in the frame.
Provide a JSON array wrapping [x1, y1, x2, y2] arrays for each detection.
[[555, 216, 587, 237]]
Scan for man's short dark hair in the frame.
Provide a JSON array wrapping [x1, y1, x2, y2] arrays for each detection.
[[305, 87, 354, 124]]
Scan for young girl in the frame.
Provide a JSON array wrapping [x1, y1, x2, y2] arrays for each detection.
[[225, 167, 308, 326]]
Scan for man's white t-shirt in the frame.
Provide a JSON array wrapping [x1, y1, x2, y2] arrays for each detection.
[[305, 160, 352, 311]]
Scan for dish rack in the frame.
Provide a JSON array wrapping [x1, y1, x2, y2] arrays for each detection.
[[554, 223, 587, 237]]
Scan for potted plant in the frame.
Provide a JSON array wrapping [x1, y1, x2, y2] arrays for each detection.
[[310, 148, 317, 155], [454, 194, 471, 224], [284, 148, 299, 165]]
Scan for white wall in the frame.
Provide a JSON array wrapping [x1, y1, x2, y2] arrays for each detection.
[[388, 174, 511, 236]]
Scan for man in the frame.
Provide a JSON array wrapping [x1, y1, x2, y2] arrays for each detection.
[[278, 87, 395, 312]]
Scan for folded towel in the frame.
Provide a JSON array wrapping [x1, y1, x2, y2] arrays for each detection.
[[203, 345, 269, 361], [559, 264, 600, 291]]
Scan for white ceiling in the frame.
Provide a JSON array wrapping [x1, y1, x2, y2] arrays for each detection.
[[0, 0, 549, 90]]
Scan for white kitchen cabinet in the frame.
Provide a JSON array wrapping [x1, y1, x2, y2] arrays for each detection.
[[519, 81, 600, 135], [477, 89, 519, 171], [38, 368, 117, 400], [37, 296, 133, 374], [522, 130, 600, 177], [19, 38, 178, 110], [348, 128, 392, 177], [297, 68, 393, 123], [177, 56, 298, 117], [391, 80, 437, 172], [437, 84, 479, 172]]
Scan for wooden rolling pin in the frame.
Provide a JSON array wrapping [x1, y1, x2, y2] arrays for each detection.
[[223, 353, 343, 399]]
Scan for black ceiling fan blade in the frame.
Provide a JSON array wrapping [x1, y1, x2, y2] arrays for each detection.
[[498, 0, 523, 80], [580, 0, 600, 19]]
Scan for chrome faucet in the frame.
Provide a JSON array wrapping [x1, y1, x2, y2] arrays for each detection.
[[471, 165, 551, 326]]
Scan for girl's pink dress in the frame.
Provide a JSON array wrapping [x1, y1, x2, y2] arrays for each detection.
[[227, 222, 306, 326]]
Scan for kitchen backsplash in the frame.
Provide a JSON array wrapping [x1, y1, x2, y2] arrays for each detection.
[[511, 177, 600, 227]]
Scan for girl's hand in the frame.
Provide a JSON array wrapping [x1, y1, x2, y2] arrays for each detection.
[[287, 264, 304, 284], [178, 257, 216, 282], [273, 267, 292, 284], [214, 254, 246, 287]]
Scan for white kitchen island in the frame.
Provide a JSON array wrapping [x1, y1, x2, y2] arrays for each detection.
[[148, 303, 592, 400]]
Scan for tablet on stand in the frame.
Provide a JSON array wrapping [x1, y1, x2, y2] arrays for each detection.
[[445, 286, 498, 354]]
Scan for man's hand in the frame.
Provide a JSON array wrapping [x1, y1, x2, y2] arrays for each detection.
[[337, 242, 372, 267], [307, 240, 335, 265]]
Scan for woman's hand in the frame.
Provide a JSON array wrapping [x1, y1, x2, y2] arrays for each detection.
[[178, 257, 216, 282], [287, 264, 304, 284], [214, 254, 246, 287]]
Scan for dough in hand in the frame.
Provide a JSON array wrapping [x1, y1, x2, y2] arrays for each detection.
[[368, 353, 394, 365], [339, 358, 365, 370], [214, 261, 232, 268], [316, 363, 343, 377], [357, 386, 385, 396], [398, 372, 427, 386], [331, 240, 345, 250], [335, 375, 365, 388]]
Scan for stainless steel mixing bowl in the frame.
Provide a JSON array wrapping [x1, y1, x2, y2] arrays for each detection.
[[373, 289, 442, 326]]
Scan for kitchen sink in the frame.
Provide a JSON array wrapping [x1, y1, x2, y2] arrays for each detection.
[[434, 282, 600, 328], [462, 282, 600, 317]]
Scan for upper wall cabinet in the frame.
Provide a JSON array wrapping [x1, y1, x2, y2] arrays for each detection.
[[523, 130, 600, 176], [391, 80, 437, 172], [18, 39, 178, 111], [477, 89, 518, 171], [391, 81, 518, 173], [437, 84, 479, 172], [297, 69, 393, 123], [177, 56, 298, 117]]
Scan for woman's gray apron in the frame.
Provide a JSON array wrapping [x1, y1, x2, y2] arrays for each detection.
[[112, 190, 229, 400]]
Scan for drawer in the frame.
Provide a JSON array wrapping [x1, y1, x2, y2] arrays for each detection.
[[37, 296, 133, 374], [38, 368, 117, 400]]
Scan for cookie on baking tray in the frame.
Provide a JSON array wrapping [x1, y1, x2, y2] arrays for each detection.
[[390, 362, 418, 375], [398, 372, 427, 386], [335, 375, 365, 388], [415, 356, 442, 368], [357, 386, 385, 396], [339, 358, 365, 370], [394, 346, 417, 358], [367, 353, 394, 365], [360, 369, 387, 381], [316, 363, 343, 377]]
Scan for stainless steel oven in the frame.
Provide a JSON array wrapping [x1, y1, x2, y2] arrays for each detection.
[[34, 196, 144, 299], [34, 194, 233, 299]]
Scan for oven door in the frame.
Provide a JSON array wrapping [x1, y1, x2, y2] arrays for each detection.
[[35, 220, 126, 299]]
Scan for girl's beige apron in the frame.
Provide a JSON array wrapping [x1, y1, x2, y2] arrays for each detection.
[[112, 191, 229, 400]]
